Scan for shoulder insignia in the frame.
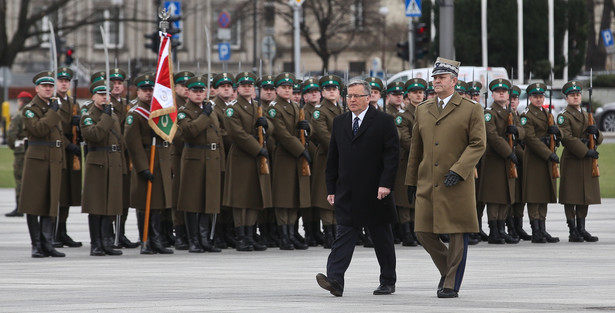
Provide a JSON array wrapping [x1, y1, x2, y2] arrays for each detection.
[[269, 101, 277, 106], [227, 100, 237, 106], [484, 112, 492, 122], [25, 110, 35, 118], [130, 99, 138, 105], [520, 116, 528, 126], [179, 106, 187, 111], [315, 104, 322, 108], [83, 117, 93, 126], [557, 115, 565, 125], [126, 115, 134, 125], [178, 112, 186, 120], [395, 115, 403, 125], [209, 100, 216, 107], [313, 110, 321, 119], [268, 108, 277, 118], [225, 107, 235, 117]]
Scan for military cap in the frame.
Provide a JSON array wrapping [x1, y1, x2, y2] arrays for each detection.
[[174, 71, 194, 85], [91, 71, 106, 83], [293, 80, 303, 93], [562, 80, 582, 95], [511, 85, 521, 97], [17, 91, 34, 100], [301, 78, 320, 94], [134, 73, 155, 88], [455, 81, 469, 93], [236, 72, 258, 85], [405, 78, 428, 92], [213, 72, 235, 88], [426, 81, 435, 94], [526, 82, 547, 95], [365, 77, 384, 92], [319, 75, 343, 89], [258, 75, 275, 88], [468, 81, 482, 95], [387, 81, 405, 94], [431, 57, 460, 76], [186, 76, 208, 90], [89, 80, 109, 94], [489, 78, 512, 91], [275, 73, 295, 87], [110, 68, 127, 81], [57, 67, 74, 80], [32, 71, 55, 85]]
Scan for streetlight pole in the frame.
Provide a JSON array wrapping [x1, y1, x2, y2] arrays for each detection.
[[379, 6, 389, 71]]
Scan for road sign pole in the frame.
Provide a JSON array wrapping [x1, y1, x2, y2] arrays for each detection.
[[293, 4, 301, 78]]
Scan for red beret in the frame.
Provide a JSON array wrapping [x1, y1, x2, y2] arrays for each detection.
[[17, 91, 33, 100]]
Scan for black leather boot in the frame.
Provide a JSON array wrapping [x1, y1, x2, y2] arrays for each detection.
[[293, 222, 305, 244], [576, 218, 598, 242], [5, 207, 24, 217], [185, 213, 204, 253], [311, 221, 325, 245], [258, 223, 276, 248], [88, 215, 105, 256], [235, 226, 254, 251], [138, 212, 155, 254], [567, 219, 584, 242], [27, 215, 47, 258], [288, 224, 308, 250], [540, 220, 559, 243], [530, 220, 546, 243], [246, 225, 267, 251], [40, 216, 65, 257], [214, 224, 228, 249], [401, 222, 418, 246], [478, 216, 489, 241], [101, 216, 122, 255], [117, 217, 140, 248], [487, 220, 505, 244], [174, 224, 189, 250], [323, 225, 335, 249], [506, 217, 519, 240], [198, 214, 221, 252], [278, 225, 294, 250], [498, 220, 519, 244], [514, 217, 532, 241], [223, 223, 237, 248], [303, 222, 318, 247], [149, 213, 174, 254]]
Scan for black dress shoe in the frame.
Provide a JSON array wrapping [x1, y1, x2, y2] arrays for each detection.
[[5, 208, 24, 217], [438, 276, 445, 291], [437, 288, 458, 298], [316, 273, 343, 297], [373, 284, 395, 295]]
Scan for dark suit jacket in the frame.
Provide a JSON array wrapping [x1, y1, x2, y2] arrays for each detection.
[[326, 105, 400, 227]]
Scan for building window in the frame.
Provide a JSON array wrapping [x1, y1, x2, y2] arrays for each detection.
[[93, 7, 124, 49]]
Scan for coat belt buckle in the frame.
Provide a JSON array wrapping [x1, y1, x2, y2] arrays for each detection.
[[210, 143, 217, 150], [55, 140, 62, 148], [111, 145, 120, 152], [162, 141, 169, 148]]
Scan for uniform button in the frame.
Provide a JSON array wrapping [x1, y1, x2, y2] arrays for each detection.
[[434, 162, 438, 166], [434, 183, 439, 187], [435, 142, 439, 146], [436, 122, 440, 125]]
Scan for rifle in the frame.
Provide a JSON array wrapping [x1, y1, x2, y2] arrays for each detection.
[[588, 68, 599, 177], [382, 70, 387, 112], [48, 20, 62, 240], [507, 85, 518, 179], [299, 97, 311, 176], [484, 71, 489, 109], [126, 58, 132, 108], [548, 72, 560, 178], [71, 79, 81, 171], [256, 59, 269, 175], [342, 69, 348, 113]]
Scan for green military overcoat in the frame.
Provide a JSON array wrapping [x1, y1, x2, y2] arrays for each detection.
[[394, 105, 415, 209], [58, 96, 82, 206]]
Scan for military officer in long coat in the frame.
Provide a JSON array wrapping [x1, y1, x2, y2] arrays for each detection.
[[55, 67, 83, 248], [20, 71, 73, 258], [6, 91, 32, 217], [557, 81, 603, 242], [477, 79, 524, 244], [267, 73, 311, 250], [520, 83, 561, 243], [80, 81, 125, 256], [124, 73, 174, 254], [406, 58, 486, 298], [394, 78, 426, 247], [222, 72, 273, 252]]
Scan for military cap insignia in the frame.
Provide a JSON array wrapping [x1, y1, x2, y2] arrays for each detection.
[[520, 116, 527, 126], [83, 117, 93, 126], [25, 110, 35, 118], [313, 110, 321, 119], [225, 108, 235, 117], [126, 115, 134, 125], [484, 112, 492, 122], [268, 108, 277, 118], [395, 116, 403, 125], [178, 112, 186, 120], [557, 115, 565, 125]]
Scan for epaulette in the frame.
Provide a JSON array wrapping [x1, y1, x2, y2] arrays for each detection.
[[178, 106, 187, 111], [227, 99, 237, 106], [269, 101, 277, 106], [315, 104, 322, 108], [399, 109, 405, 113], [82, 110, 91, 116], [485, 107, 492, 111], [128, 105, 138, 112], [130, 99, 138, 105], [25, 103, 35, 109], [82, 100, 93, 106]]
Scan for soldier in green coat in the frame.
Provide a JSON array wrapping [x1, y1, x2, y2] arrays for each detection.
[[6, 91, 32, 217], [557, 81, 603, 242], [366, 76, 384, 110]]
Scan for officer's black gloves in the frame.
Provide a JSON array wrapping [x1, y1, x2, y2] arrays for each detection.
[[444, 170, 462, 187], [71, 115, 82, 125], [586, 125, 599, 135], [297, 120, 310, 135], [66, 143, 81, 158], [301, 149, 312, 164], [508, 152, 519, 165], [49, 99, 60, 112], [255, 117, 268, 130], [548, 153, 560, 163], [407, 186, 417, 204], [139, 169, 154, 182], [506, 125, 519, 137], [257, 148, 269, 159], [102, 104, 112, 115], [202, 103, 213, 116], [547, 125, 561, 137], [586, 149, 599, 159]]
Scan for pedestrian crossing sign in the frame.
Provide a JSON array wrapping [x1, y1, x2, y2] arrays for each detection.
[[405, 0, 422, 17]]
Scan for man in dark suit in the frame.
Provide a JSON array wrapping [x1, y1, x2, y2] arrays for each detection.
[[316, 79, 399, 297]]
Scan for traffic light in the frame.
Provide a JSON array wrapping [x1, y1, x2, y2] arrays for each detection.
[[414, 22, 429, 59], [397, 41, 409, 61], [167, 15, 182, 49], [65, 47, 74, 66], [144, 31, 160, 53]]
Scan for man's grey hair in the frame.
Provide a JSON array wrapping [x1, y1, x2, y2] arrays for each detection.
[[347, 79, 371, 95]]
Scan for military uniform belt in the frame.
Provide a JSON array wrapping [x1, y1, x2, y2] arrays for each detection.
[[184, 143, 218, 150], [143, 141, 170, 148], [89, 145, 122, 152], [28, 140, 63, 148]]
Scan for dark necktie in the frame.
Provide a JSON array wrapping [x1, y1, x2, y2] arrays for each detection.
[[438, 100, 444, 113], [353, 117, 360, 136]]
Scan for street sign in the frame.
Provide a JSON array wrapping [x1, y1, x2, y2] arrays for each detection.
[[405, 0, 421, 17], [218, 11, 231, 29], [164, 1, 182, 40], [601, 29, 615, 54], [218, 42, 231, 61], [261, 36, 277, 60], [218, 28, 231, 40]]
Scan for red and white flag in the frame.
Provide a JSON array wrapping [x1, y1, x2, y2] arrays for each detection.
[[149, 32, 177, 142]]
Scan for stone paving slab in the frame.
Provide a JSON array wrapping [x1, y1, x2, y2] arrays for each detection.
[[1, 188, 614, 312]]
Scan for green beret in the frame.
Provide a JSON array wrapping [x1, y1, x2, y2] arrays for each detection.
[[32, 71, 55, 85]]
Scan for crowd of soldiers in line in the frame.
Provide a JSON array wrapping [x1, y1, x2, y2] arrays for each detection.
[[6, 64, 602, 258]]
